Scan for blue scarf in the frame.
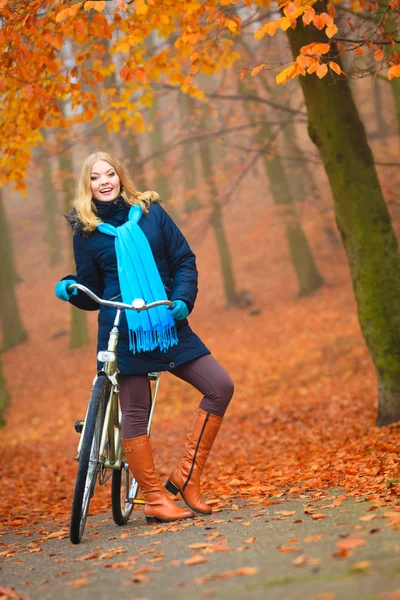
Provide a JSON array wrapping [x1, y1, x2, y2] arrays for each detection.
[[97, 204, 178, 354]]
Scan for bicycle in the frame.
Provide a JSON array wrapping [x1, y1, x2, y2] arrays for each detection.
[[67, 283, 171, 545]]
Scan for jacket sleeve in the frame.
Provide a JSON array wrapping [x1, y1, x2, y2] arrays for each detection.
[[60, 234, 104, 311], [159, 205, 198, 313]]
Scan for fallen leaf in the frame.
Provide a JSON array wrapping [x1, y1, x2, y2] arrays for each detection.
[[336, 539, 366, 550], [184, 553, 208, 566], [352, 560, 372, 570], [67, 578, 90, 588], [276, 510, 296, 516], [304, 534, 323, 543], [293, 554, 307, 566], [77, 552, 99, 561], [132, 574, 150, 583], [279, 546, 302, 553]]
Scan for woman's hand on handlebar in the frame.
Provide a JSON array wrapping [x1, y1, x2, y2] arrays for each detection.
[[169, 300, 189, 320], [55, 280, 78, 302]]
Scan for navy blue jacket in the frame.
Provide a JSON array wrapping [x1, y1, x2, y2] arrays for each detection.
[[63, 198, 209, 375]]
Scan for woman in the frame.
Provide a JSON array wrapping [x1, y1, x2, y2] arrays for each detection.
[[55, 152, 234, 524]]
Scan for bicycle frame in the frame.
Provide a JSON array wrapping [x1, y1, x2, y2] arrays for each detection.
[[75, 295, 162, 491]]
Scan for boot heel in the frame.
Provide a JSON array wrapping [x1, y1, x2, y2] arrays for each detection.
[[146, 515, 160, 524], [165, 479, 179, 495]]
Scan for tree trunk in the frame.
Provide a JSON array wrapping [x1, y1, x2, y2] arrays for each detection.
[[0, 356, 9, 427], [286, 16, 400, 426], [0, 190, 28, 351], [148, 95, 179, 222], [372, 78, 388, 138], [239, 78, 324, 296], [197, 134, 240, 307], [58, 143, 89, 349], [180, 94, 201, 213], [380, 6, 400, 139], [259, 119, 324, 296], [40, 133, 62, 267]]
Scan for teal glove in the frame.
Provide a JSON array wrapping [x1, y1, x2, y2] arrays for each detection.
[[55, 279, 78, 302], [169, 300, 189, 320]]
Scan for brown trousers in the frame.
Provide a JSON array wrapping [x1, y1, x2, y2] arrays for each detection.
[[118, 355, 234, 439]]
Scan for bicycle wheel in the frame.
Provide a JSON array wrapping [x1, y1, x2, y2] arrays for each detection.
[[111, 462, 137, 525], [70, 375, 110, 544]]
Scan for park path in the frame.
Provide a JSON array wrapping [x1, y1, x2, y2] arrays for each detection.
[[1, 490, 400, 600]]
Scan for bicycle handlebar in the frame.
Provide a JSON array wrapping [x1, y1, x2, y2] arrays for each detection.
[[67, 283, 173, 311]]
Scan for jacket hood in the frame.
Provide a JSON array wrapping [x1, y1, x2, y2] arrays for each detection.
[[64, 209, 89, 238]]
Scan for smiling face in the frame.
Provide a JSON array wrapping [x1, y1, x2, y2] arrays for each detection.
[[90, 160, 121, 202]]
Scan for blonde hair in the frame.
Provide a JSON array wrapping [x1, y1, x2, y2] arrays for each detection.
[[73, 152, 159, 233]]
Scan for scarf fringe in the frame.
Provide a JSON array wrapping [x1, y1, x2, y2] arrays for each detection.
[[128, 324, 178, 354]]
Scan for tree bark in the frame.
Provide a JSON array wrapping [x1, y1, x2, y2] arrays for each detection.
[[0, 190, 28, 351], [58, 140, 89, 349], [0, 355, 9, 427], [258, 118, 324, 296], [239, 76, 324, 296], [40, 133, 62, 267], [380, 5, 400, 139], [180, 94, 201, 213], [148, 95, 179, 223], [197, 131, 240, 307], [286, 16, 400, 426]]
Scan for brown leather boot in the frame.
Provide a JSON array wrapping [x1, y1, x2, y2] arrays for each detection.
[[165, 408, 223, 514], [122, 435, 195, 523]]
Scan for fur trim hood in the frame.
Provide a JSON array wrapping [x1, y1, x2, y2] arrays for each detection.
[[64, 209, 89, 238]]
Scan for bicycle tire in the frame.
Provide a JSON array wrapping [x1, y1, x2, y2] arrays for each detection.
[[70, 375, 110, 544], [111, 464, 136, 525]]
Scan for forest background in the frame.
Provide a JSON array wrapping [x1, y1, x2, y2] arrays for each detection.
[[1, 0, 400, 556]]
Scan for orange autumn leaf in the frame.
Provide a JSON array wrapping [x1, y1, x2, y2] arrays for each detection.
[[279, 545, 303, 552], [234, 567, 258, 575], [321, 12, 333, 26], [254, 20, 280, 39], [307, 43, 330, 55], [276, 510, 296, 516], [332, 548, 352, 558], [135, 67, 147, 84], [313, 15, 325, 30], [67, 578, 90, 588], [326, 23, 338, 38], [184, 553, 209, 565], [304, 534, 323, 542], [354, 46, 365, 56], [316, 64, 328, 79], [84, 0, 106, 11], [336, 538, 367, 549], [359, 514, 376, 521], [251, 64, 265, 77], [293, 554, 308, 566], [302, 6, 315, 25], [245, 536, 256, 543], [388, 64, 400, 80], [373, 48, 385, 61], [76, 552, 99, 561], [329, 61, 341, 75], [382, 511, 400, 518], [352, 560, 372, 570]]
